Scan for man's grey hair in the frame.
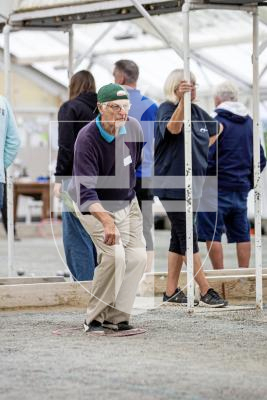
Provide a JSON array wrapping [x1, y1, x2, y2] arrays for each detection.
[[214, 81, 239, 102], [114, 59, 139, 84]]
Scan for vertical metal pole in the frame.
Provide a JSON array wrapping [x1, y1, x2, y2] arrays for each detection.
[[3, 24, 15, 277], [68, 27, 74, 80], [182, 1, 194, 310], [253, 9, 263, 310]]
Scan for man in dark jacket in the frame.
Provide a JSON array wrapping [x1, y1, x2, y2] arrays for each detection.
[[197, 81, 266, 269], [54, 70, 97, 281]]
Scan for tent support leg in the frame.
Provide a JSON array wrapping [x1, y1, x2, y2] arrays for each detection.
[[68, 26, 74, 79], [3, 24, 15, 277], [253, 8, 263, 310], [183, 1, 194, 311]]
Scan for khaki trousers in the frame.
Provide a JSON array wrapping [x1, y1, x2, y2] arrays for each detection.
[[74, 197, 146, 324]]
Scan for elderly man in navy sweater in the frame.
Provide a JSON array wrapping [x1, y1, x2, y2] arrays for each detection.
[[197, 81, 266, 270], [71, 83, 146, 334]]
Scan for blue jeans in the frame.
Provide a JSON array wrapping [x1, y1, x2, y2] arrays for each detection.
[[0, 183, 3, 209], [62, 209, 97, 281]]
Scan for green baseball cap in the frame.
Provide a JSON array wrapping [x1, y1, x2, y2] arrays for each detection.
[[97, 83, 129, 103]]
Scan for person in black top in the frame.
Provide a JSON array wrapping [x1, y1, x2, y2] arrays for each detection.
[[54, 70, 97, 281], [154, 69, 226, 307]]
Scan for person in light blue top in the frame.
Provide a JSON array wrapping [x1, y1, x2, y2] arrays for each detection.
[[0, 96, 20, 209]]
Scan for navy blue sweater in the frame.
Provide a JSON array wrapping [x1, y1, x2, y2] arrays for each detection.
[[71, 117, 144, 212], [207, 103, 266, 191]]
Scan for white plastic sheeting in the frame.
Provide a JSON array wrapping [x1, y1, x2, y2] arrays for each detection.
[[1, 10, 267, 105]]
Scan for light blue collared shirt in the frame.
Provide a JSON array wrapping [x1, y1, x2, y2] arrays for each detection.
[[96, 114, 126, 143], [0, 96, 21, 183]]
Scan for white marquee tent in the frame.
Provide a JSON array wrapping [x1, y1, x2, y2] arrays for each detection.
[[0, 0, 266, 309]]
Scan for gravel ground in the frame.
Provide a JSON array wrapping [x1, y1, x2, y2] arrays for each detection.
[[1, 228, 267, 399], [1, 306, 267, 400]]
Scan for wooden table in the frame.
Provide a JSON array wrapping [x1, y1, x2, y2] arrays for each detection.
[[14, 182, 50, 221]]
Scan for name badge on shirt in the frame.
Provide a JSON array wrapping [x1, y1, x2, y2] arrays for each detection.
[[123, 155, 132, 166]]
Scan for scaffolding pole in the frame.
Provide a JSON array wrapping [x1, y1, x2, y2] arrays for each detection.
[[3, 24, 15, 277], [183, 1, 194, 311], [130, 0, 195, 310], [68, 27, 74, 79], [253, 9, 263, 310]]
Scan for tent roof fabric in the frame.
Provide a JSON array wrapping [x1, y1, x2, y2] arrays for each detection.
[[1, 1, 267, 106], [2, 8, 267, 101], [8, 1, 267, 28], [12, 0, 267, 12], [16, 0, 113, 12], [9, 1, 181, 27]]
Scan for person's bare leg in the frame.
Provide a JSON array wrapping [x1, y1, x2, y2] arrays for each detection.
[[165, 251, 183, 296], [237, 242, 250, 268], [183, 252, 210, 296], [206, 241, 224, 270]]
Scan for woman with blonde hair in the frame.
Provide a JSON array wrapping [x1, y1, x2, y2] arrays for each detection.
[[54, 70, 97, 281], [154, 68, 226, 307]]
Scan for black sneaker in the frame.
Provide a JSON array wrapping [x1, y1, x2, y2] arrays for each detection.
[[102, 320, 134, 331], [102, 321, 119, 331], [117, 321, 134, 331], [163, 288, 199, 306], [199, 288, 227, 308], [83, 319, 105, 335]]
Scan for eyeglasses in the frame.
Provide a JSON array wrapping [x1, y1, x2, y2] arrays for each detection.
[[104, 102, 131, 112]]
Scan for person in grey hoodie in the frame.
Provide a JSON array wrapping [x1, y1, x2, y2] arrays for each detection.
[[197, 81, 266, 270]]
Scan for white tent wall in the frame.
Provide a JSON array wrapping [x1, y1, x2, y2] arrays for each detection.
[[0, 46, 66, 219], [0, 1, 14, 19]]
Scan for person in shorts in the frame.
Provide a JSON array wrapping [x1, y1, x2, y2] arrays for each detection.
[[197, 81, 266, 269], [154, 69, 227, 307]]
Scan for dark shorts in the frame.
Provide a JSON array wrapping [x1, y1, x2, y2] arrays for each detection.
[[197, 190, 250, 243], [135, 177, 154, 251], [161, 199, 199, 256]]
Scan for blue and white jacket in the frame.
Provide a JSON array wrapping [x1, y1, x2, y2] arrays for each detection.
[[0, 96, 21, 183]]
